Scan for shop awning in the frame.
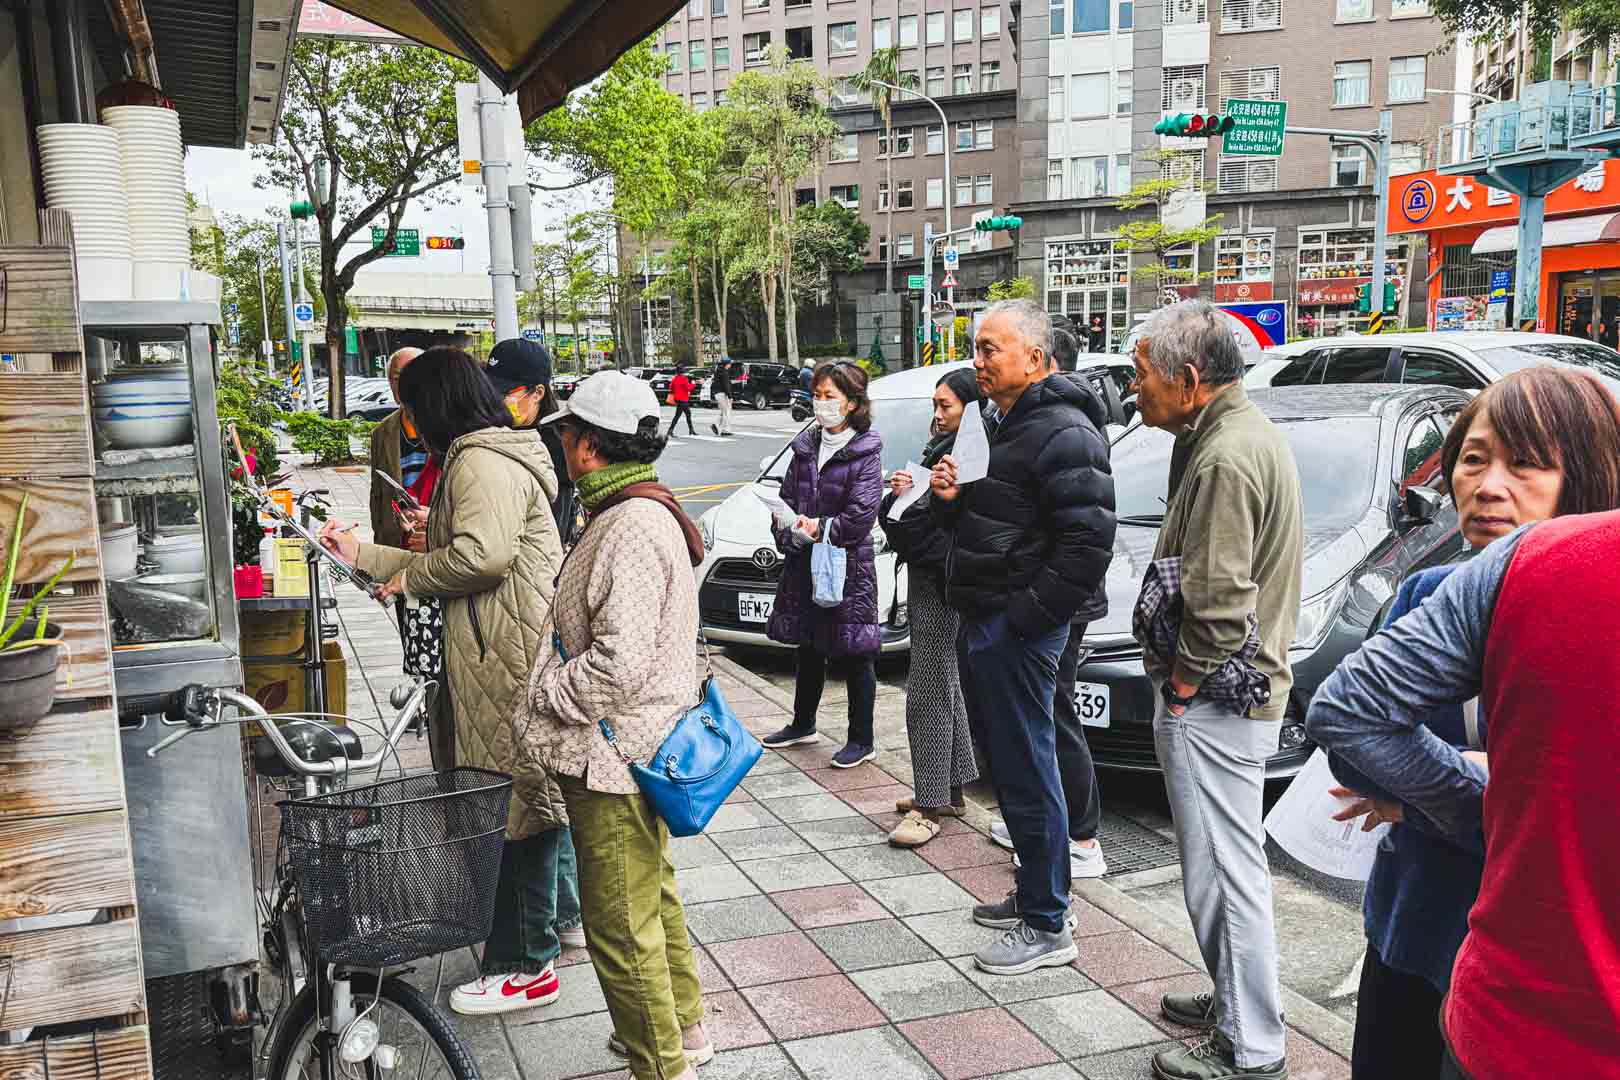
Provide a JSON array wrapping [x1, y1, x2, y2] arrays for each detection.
[[1472, 212, 1620, 254], [315, 1, 687, 122]]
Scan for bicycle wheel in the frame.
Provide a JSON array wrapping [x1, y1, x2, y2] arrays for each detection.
[[266, 972, 479, 1080]]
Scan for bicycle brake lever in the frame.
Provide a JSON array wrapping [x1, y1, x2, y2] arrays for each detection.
[[147, 725, 199, 757]]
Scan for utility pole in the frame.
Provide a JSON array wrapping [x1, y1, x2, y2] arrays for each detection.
[[256, 255, 273, 371], [291, 213, 318, 412], [478, 73, 519, 342], [873, 78, 952, 361], [276, 222, 305, 408]]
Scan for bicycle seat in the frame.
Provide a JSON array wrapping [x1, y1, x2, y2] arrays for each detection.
[[253, 720, 363, 778]]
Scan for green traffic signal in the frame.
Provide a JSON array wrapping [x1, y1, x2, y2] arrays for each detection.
[[974, 215, 1024, 232], [289, 200, 315, 219]]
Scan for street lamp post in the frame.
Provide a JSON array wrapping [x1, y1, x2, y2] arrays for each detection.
[[870, 78, 953, 361]]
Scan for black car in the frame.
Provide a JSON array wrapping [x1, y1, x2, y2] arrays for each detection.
[[1074, 384, 1472, 779], [729, 363, 797, 410]]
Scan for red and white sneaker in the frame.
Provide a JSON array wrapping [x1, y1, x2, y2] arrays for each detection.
[[449, 966, 560, 1016]]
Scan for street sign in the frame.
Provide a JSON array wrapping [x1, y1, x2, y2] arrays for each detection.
[[226, 302, 238, 315], [941, 271, 958, 289], [521, 327, 545, 342], [293, 301, 315, 330], [942, 246, 960, 270], [370, 227, 420, 257], [906, 274, 927, 290], [229, 325, 240, 347], [1224, 99, 1287, 157]]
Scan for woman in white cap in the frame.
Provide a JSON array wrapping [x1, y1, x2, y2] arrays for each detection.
[[517, 370, 713, 1080]]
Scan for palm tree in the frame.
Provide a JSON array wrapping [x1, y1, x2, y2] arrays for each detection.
[[849, 47, 917, 297]]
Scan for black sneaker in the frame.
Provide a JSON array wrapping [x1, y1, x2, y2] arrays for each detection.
[[1152, 1033, 1287, 1080], [972, 889, 1022, 930], [830, 742, 875, 768], [761, 725, 819, 749], [710, 423, 720, 435], [1161, 990, 1217, 1030]]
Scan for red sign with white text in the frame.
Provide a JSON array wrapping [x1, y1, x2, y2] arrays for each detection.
[[298, 2, 405, 41], [1388, 160, 1620, 235], [1297, 278, 1368, 306], [1215, 281, 1275, 303]]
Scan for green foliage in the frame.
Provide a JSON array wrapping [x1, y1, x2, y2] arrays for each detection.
[[0, 491, 73, 651], [285, 412, 369, 467], [987, 277, 1038, 301], [215, 360, 285, 477], [230, 484, 266, 566], [793, 201, 871, 284], [1428, 0, 1618, 58], [861, 333, 889, 377], [1114, 153, 1223, 303]]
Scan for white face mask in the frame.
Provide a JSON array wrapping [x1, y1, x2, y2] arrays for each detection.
[[813, 399, 848, 429]]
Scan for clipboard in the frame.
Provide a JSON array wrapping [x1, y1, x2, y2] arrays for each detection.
[[373, 468, 423, 510]]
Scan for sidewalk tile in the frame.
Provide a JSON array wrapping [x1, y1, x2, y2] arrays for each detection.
[[504, 1010, 619, 1080], [555, 945, 593, 968], [791, 815, 891, 851], [1283, 1029, 1353, 1080], [774, 883, 890, 929], [747, 751, 800, 774], [1068, 898, 1129, 939], [1007, 990, 1166, 1058], [761, 793, 863, 823], [1071, 932, 1196, 987], [694, 944, 733, 991], [945, 863, 1018, 903], [706, 930, 838, 987], [865, 872, 980, 917], [678, 862, 761, 905], [949, 956, 1100, 1004], [741, 771, 827, 799], [741, 973, 886, 1040], [690, 1045, 802, 1080], [869, 811, 975, 837], [452, 1018, 523, 1079], [916, 833, 1012, 871], [825, 843, 934, 881], [1070, 1042, 1185, 1080], [809, 918, 938, 971], [669, 833, 732, 870], [772, 743, 838, 769], [899, 1006, 1060, 1079], [703, 989, 774, 1049], [706, 802, 782, 832], [739, 852, 850, 893], [850, 959, 993, 1021], [783, 1025, 940, 1080], [843, 784, 915, 815], [711, 825, 813, 862], [804, 763, 897, 791], [986, 1067, 1082, 1080], [903, 911, 996, 959], [723, 787, 756, 804], [683, 896, 795, 944], [1109, 973, 1211, 1036], [732, 698, 793, 720], [535, 960, 609, 1019]]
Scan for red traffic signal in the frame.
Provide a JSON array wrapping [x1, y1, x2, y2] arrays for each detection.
[[426, 236, 466, 250]]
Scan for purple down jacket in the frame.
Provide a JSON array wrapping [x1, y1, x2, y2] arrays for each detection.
[[766, 425, 884, 657]]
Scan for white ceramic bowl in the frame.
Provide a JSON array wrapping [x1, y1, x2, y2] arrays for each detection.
[[131, 571, 208, 603], [146, 543, 206, 576], [95, 411, 191, 450]]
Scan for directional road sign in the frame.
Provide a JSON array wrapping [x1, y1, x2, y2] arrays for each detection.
[[521, 328, 545, 342], [942, 246, 960, 270], [370, 226, 421, 257], [907, 274, 927, 290], [293, 301, 315, 330], [1223, 99, 1287, 157]]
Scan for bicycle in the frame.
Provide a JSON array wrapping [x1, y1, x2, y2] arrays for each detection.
[[149, 680, 506, 1079]]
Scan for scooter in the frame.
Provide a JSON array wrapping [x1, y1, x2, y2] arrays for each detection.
[[789, 388, 812, 423]]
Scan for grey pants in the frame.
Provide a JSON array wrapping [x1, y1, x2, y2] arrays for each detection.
[[715, 393, 733, 433], [1152, 685, 1286, 1066]]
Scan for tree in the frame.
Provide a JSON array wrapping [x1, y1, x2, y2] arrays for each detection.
[[214, 214, 322, 363], [792, 200, 870, 338], [849, 48, 918, 297], [987, 277, 1038, 301], [524, 212, 614, 368], [1114, 152, 1223, 305], [1430, 0, 1618, 61], [254, 38, 471, 418]]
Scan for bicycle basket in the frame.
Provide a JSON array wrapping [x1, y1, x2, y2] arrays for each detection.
[[278, 767, 512, 967]]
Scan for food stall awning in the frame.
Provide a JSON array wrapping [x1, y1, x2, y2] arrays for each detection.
[[1471, 212, 1620, 254], [315, 0, 687, 121]]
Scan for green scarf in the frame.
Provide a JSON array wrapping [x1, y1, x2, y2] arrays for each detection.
[[576, 461, 658, 510]]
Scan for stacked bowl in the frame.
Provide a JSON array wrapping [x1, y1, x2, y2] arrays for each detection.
[[36, 124, 133, 301], [92, 363, 193, 449], [101, 106, 188, 300]]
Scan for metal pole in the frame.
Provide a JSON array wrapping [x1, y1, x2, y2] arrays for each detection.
[[276, 223, 301, 404], [292, 217, 315, 411], [256, 256, 274, 370], [874, 79, 953, 357], [922, 221, 934, 362], [1369, 110, 1392, 331], [478, 74, 520, 342], [1516, 191, 1544, 330]]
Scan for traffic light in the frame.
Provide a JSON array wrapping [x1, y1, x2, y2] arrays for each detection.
[[426, 236, 466, 250], [974, 215, 1023, 232], [289, 200, 315, 220], [1154, 113, 1236, 137], [1356, 281, 1400, 315]]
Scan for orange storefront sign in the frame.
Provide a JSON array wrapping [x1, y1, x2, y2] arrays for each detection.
[[1387, 160, 1620, 235]]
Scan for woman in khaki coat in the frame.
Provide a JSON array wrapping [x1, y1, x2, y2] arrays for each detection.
[[320, 347, 578, 1018]]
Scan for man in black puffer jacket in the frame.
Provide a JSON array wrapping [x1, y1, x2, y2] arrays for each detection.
[[931, 299, 1116, 978]]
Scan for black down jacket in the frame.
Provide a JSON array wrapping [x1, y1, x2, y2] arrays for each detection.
[[879, 431, 956, 577], [935, 373, 1116, 637]]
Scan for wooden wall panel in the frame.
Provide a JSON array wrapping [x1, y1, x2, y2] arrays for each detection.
[[0, 811, 135, 920], [0, 1025, 151, 1080], [0, 374, 92, 476], [0, 919, 143, 1032], [0, 480, 100, 585], [0, 249, 80, 356], [39, 593, 112, 700], [0, 706, 121, 822]]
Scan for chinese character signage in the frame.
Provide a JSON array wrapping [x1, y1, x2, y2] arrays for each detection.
[[1388, 161, 1620, 234]]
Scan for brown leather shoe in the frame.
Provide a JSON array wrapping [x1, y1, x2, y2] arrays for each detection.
[[888, 809, 943, 847]]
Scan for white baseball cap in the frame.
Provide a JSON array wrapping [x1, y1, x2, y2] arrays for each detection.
[[541, 369, 660, 435]]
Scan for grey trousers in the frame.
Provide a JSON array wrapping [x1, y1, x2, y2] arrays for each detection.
[[1152, 685, 1287, 1066]]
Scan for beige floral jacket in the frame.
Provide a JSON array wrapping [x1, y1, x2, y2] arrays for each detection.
[[516, 498, 700, 794]]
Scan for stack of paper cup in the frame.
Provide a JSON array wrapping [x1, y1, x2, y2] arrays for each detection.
[[36, 123, 133, 301], [101, 105, 188, 300]]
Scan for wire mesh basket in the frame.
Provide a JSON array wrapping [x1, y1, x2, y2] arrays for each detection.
[[279, 767, 512, 967]]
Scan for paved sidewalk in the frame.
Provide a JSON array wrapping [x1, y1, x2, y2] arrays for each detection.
[[295, 460, 1352, 1080]]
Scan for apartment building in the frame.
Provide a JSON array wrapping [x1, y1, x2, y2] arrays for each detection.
[[1472, 20, 1614, 103], [1016, 0, 1458, 346]]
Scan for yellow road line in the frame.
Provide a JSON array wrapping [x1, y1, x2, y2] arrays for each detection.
[[669, 481, 748, 496]]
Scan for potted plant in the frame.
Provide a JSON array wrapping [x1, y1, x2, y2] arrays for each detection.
[[0, 491, 76, 727]]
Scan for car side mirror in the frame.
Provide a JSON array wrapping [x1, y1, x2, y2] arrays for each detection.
[[1401, 485, 1444, 525]]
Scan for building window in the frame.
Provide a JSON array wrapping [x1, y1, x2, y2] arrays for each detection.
[[896, 179, 915, 209], [1075, 0, 1111, 31], [1333, 60, 1371, 106], [692, 91, 711, 111], [829, 78, 866, 107], [927, 11, 946, 43], [1116, 70, 1133, 114], [785, 25, 813, 58], [1115, 154, 1132, 193], [1388, 56, 1426, 102], [899, 14, 919, 45], [975, 174, 993, 202], [1049, 76, 1065, 119], [1390, 0, 1430, 14], [1119, 0, 1135, 27], [1335, 0, 1372, 20], [829, 184, 860, 208], [689, 39, 707, 69], [711, 0, 727, 13], [1332, 143, 1367, 185], [878, 126, 914, 155], [1216, 155, 1278, 192], [828, 22, 857, 54], [982, 6, 1002, 36], [785, 0, 810, 8], [1048, 159, 1065, 199], [667, 42, 683, 72], [955, 121, 975, 150], [981, 61, 1002, 92], [877, 181, 891, 210], [954, 8, 975, 40], [954, 64, 974, 95], [743, 0, 768, 9], [902, 69, 920, 95], [715, 89, 728, 105], [927, 176, 945, 206], [975, 119, 994, 148], [1046, 239, 1132, 351], [1216, 233, 1275, 287], [1051, 0, 1066, 34], [1164, 0, 1207, 26], [955, 175, 973, 206], [1217, 66, 1279, 110], [878, 234, 890, 261], [1160, 148, 1204, 184], [1219, 0, 1280, 31], [897, 233, 915, 258], [1390, 141, 1424, 175], [926, 123, 944, 153], [1162, 65, 1206, 111], [743, 31, 770, 64], [927, 67, 946, 97], [1070, 156, 1108, 197], [1299, 227, 1407, 279], [1072, 71, 1110, 117], [830, 131, 859, 161], [688, 0, 705, 16], [713, 38, 731, 66], [873, 17, 892, 49]]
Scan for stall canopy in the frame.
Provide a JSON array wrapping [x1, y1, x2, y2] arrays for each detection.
[[314, 1, 688, 121], [1471, 212, 1620, 254]]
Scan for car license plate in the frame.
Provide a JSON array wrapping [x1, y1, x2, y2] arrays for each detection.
[[1075, 682, 1110, 728], [737, 592, 775, 623]]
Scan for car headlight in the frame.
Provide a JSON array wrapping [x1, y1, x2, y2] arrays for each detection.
[[698, 510, 717, 552], [871, 523, 888, 556], [1291, 577, 1349, 650]]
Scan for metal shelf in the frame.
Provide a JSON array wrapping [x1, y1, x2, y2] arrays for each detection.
[[93, 452, 200, 496]]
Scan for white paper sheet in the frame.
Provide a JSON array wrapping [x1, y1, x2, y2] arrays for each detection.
[[1263, 748, 1390, 882], [750, 484, 798, 529], [886, 462, 931, 521], [953, 400, 991, 484]]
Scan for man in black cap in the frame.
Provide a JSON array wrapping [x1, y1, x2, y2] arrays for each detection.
[[485, 338, 578, 544]]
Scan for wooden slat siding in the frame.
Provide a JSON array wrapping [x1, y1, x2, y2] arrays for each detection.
[[0, 375, 93, 475], [0, 919, 143, 1032], [0, 812, 135, 919], [0, 1025, 152, 1080], [0, 249, 79, 356], [0, 705, 121, 821], [0, 480, 100, 585], [38, 592, 112, 700]]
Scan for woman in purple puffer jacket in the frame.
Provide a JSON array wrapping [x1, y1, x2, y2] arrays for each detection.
[[762, 362, 884, 768]]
